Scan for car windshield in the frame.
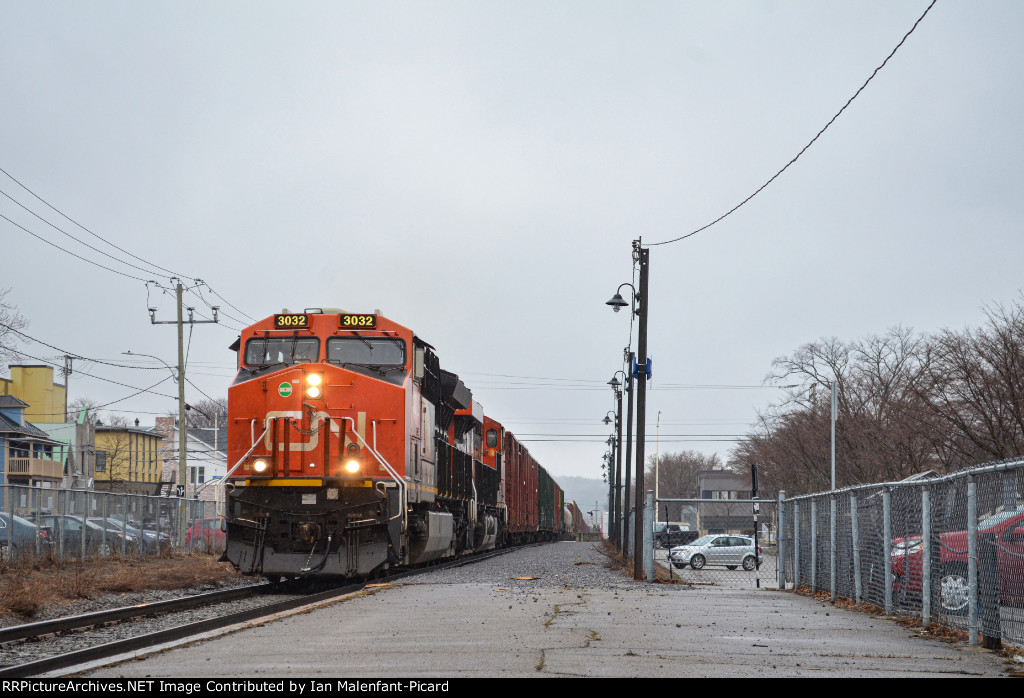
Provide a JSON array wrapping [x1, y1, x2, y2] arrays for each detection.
[[688, 535, 716, 546]]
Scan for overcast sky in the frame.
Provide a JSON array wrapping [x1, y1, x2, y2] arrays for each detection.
[[2, 1, 1021, 484]]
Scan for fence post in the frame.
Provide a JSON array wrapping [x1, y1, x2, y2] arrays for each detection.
[[967, 476, 978, 646], [978, 531, 1002, 649], [778, 491, 786, 590], [883, 488, 892, 615], [830, 495, 837, 603], [4, 486, 12, 562], [34, 487, 42, 562], [793, 502, 800, 590], [922, 488, 931, 627], [810, 499, 817, 593], [851, 493, 861, 604], [645, 490, 654, 582]]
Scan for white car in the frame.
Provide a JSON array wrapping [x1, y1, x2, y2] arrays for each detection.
[[669, 534, 762, 571]]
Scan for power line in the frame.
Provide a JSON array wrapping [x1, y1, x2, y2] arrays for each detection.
[[1, 212, 151, 282], [647, 0, 939, 247], [0, 166, 189, 279]]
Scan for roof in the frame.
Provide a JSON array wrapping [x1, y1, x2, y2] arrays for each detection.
[[0, 411, 60, 440], [0, 395, 30, 409], [186, 426, 228, 454]]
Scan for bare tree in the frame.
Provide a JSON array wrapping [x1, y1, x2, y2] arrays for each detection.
[[646, 450, 723, 520], [66, 396, 101, 424], [169, 397, 227, 428], [735, 294, 1024, 496], [0, 288, 28, 374]]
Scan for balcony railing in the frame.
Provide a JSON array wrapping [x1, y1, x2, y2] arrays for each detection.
[[6, 457, 63, 480]]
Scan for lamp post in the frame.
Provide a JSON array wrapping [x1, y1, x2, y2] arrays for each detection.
[[655, 410, 661, 524], [607, 239, 650, 580], [606, 370, 622, 548], [602, 450, 612, 538], [602, 412, 618, 545], [124, 349, 186, 548]]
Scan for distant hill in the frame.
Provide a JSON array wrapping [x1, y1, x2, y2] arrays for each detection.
[[555, 475, 609, 515]]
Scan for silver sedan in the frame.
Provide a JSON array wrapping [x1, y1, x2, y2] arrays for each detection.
[[669, 534, 762, 571]]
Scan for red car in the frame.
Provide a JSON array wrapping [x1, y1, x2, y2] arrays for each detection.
[[185, 518, 226, 552], [891, 506, 1024, 613]]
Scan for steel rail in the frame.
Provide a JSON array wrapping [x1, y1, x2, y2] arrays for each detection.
[[0, 545, 519, 678], [0, 583, 273, 645]]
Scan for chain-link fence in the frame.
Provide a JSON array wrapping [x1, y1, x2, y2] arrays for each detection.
[[778, 457, 1024, 648], [655, 498, 779, 589], [0, 485, 225, 564]]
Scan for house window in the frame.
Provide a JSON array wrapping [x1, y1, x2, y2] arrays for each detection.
[[190, 467, 205, 485], [95, 451, 107, 473]]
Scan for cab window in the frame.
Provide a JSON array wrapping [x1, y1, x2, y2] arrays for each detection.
[[244, 337, 320, 366], [326, 337, 406, 367]]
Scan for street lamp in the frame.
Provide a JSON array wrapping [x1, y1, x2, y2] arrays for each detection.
[[608, 376, 625, 551], [607, 240, 650, 580], [124, 349, 187, 549]]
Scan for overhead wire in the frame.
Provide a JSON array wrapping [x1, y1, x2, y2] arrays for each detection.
[[1, 167, 257, 323], [0, 166, 190, 280], [647, 0, 939, 248]]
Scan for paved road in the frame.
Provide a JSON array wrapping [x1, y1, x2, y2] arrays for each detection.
[[80, 542, 1012, 678]]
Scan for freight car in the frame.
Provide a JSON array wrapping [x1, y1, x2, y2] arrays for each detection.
[[222, 308, 569, 578]]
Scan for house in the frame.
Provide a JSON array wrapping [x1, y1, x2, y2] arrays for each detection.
[[0, 395, 68, 488], [94, 420, 164, 495], [153, 417, 227, 506], [1, 364, 95, 488], [697, 469, 754, 534]]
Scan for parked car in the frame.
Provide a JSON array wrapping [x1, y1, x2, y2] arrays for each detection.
[[0, 512, 51, 559], [32, 514, 138, 557], [891, 505, 1024, 614], [654, 522, 700, 548], [88, 517, 170, 554], [185, 518, 225, 552], [669, 534, 763, 571]]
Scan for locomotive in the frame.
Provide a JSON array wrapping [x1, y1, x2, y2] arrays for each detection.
[[223, 308, 570, 578]]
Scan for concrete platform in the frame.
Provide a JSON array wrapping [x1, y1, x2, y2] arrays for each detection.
[[81, 542, 1012, 678]]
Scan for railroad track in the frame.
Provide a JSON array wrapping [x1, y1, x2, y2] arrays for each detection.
[[0, 546, 515, 678]]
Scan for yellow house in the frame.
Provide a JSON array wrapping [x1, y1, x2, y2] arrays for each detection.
[[94, 422, 163, 495], [0, 365, 67, 423]]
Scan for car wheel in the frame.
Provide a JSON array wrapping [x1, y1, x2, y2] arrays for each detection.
[[742, 556, 757, 571], [98, 542, 113, 558], [690, 554, 706, 570], [672, 562, 685, 570], [939, 564, 969, 615], [726, 565, 738, 570]]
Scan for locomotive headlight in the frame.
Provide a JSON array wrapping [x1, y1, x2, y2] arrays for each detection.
[[253, 459, 269, 473], [305, 373, 323, 398], [343, 459, 361, 474]]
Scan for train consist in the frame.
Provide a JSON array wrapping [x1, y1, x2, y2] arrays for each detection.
[[223, 308, 582, 578]]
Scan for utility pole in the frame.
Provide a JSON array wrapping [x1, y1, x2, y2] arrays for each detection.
[[149, 278, 219, 547], [632, 239, 649, 581]]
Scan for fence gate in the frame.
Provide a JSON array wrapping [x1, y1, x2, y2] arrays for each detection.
[[656, 497, 779, 589]]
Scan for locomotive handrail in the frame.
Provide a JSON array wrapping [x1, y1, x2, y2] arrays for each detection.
[[195, 426, 270, 499], [342, 416, 407, 532]]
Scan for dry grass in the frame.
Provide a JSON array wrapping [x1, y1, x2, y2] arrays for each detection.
[[0, 553, 243, 620]]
